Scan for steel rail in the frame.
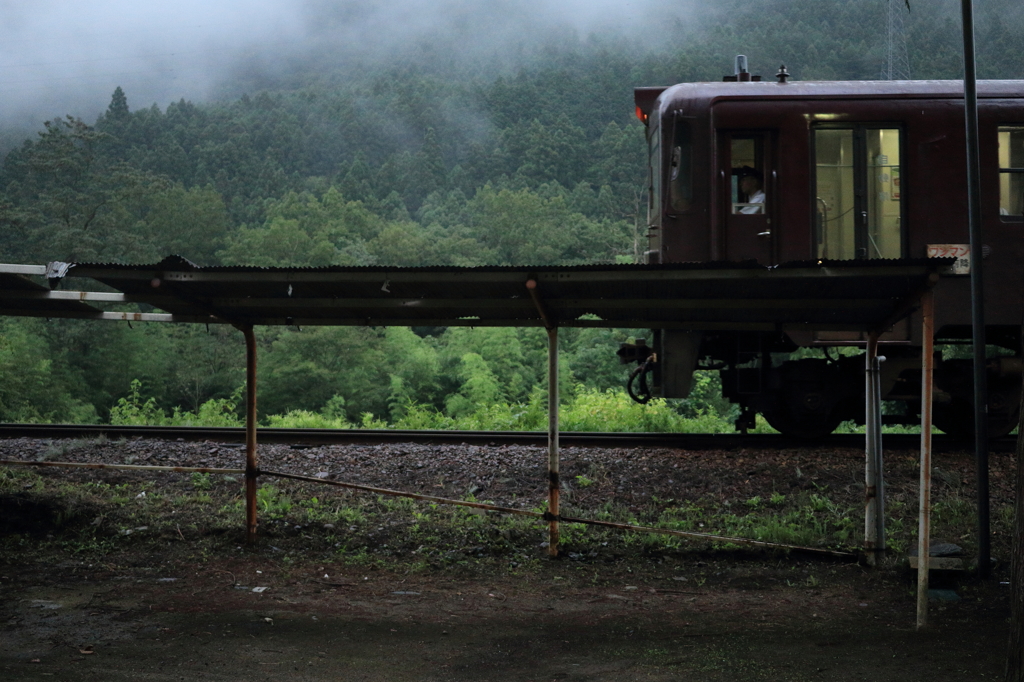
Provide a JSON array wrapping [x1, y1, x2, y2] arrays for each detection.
[[0, 423, 1008, 452]]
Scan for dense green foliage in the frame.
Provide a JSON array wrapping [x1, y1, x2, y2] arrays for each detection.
[[0, 0, 1021, 425]]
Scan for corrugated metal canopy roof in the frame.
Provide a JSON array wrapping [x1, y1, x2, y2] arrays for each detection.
[[0, 256, 949, 332]]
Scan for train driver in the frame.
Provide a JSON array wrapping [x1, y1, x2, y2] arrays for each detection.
[[735, 168, 765, 214]]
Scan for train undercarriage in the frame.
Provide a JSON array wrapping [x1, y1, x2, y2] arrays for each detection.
[[622, 329, 1023, 439]]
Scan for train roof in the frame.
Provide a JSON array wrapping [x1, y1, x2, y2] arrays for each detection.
[[635, 79, 1024, 119]]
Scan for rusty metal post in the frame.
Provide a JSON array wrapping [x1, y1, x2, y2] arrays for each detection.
[[243, 325, 259, 545], [864, 333, 885, 566], [547, 326, 560, 558], [917, 290, 935, 629]]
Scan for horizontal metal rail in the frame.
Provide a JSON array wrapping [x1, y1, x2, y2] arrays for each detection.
[[1, 309, 219, 324], [554, 513, 856, 560], [0, 264, 48, 275], [260, 468, 545, 518], [0, 459, 244, 475]]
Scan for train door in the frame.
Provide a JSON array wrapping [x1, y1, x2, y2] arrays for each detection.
[[813, 126, 904, 260], [813, 126, 907, 344], [719, 131, 775, 264]]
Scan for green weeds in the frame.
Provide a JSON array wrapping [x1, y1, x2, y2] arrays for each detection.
[[256, 485, 293, 517], [110, 379, 243, 427], [104, 378, 748, 433]]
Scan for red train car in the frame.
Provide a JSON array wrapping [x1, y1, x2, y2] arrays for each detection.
[[634, 60, 1024, 437]]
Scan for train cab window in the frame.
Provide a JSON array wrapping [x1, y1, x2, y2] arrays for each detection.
[[999, 127, 1024, 220], [814, 126, 902, 260], [730, 137, 765, 214], [648, 118, 661, 220], [668, 120, 693, 213]]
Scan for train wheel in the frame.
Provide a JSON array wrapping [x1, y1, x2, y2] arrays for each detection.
[[758, 358, 858, 439], [932, 391, 1021, 439], [761, 406, 844, 439], [990, 382, 1022, 437], [932, 359, 1022, 439]]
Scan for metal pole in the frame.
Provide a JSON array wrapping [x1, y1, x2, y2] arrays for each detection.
[[918, 290, 936, 629], [961, 0, 991, 579], [865, 333, 879, 566], [243, 326, 259, 544], [865, 333, 886, 566], [874, 350, 886, 560], [547, 326, 560, 558]]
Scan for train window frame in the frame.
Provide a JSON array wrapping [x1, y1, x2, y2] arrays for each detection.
[[667, 115, 694, 215], [998, 126, 1024, 222], [811, 123, 906, 260], [648, 114, 661, 224]]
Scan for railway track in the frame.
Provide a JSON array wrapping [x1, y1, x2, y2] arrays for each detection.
[[0, 423, 1009, 452]]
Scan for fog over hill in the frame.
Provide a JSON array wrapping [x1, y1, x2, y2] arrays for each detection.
[[0, 0, 695, 130], [1, 0, 1019, 149]]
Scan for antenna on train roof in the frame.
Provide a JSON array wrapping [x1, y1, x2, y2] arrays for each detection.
[[723, 55, 761, 82]]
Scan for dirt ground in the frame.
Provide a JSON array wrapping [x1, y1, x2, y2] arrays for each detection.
[[0, 438, 1017, 680], [0, 556, 1011, 681]]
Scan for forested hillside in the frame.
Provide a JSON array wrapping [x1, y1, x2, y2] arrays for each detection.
[[0, 0, 1021, 426]]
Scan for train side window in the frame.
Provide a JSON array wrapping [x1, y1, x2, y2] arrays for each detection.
[[814, 126, 902, 260], [999, 127, 1024, 221], [864, 129, 902, 258], [814, 129, 855, 258], [668, 119, 692, 213]]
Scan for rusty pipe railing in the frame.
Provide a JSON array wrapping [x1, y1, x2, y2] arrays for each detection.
[[259, 469, 854, 559], [0, 460, 244, 475]]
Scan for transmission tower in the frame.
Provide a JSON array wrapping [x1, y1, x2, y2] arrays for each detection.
[[884, 0, 912, 80]]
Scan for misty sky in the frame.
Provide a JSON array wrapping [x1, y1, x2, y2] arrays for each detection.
[[0, 0, 691, 130]]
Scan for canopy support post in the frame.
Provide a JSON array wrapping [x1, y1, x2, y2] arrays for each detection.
[[242, 325, 259, 545], [547, 326, 560, 558], [526, 277, 560, 558]]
